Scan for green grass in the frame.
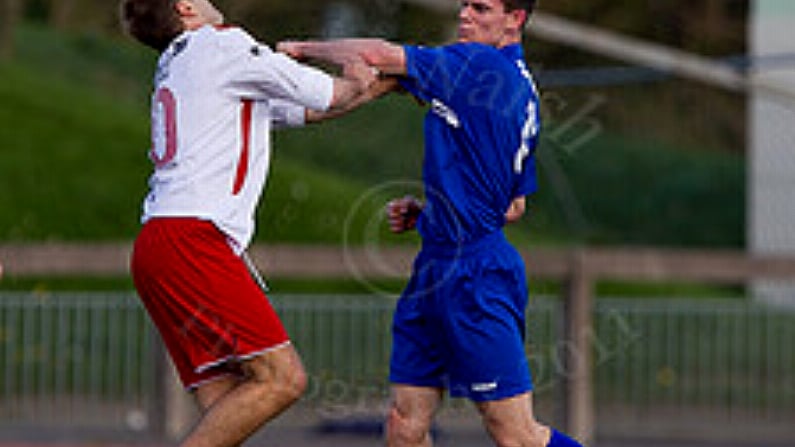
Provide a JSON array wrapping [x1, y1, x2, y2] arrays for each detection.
[[0, 43, 404, 246], [0, 276, 136, 293], [273, 93, 746, 249], [257, 155, 411, 245], [548, 133, 745, 247], [0, 62, 150, 240], [0, 23, 745, 250], [12, 23, 156, 108]]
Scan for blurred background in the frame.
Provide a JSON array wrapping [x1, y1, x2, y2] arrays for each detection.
[[0, 0, 793, 446], [0, 0, 752, 248]]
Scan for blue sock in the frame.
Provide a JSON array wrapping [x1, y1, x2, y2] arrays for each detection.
[[547, 428, 585, 447]]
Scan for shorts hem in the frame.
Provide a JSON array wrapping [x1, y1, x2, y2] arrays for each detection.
[[194, 340, 293, 374], [186, 372, 237, 391], [452, 385, 533, 403], [389, 377, 444, 389]]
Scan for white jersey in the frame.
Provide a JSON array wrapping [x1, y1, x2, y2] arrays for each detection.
[[142, 25, 334, 252]]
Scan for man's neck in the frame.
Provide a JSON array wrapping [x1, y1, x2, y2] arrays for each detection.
[[496, 32, 522, 48]]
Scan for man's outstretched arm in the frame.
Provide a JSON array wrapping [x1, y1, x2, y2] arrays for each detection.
[[306, 75, 400, 123], [278, 38, 407, 76]]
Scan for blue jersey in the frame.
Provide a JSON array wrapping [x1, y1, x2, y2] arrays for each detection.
[[400, 43, 541, 245]]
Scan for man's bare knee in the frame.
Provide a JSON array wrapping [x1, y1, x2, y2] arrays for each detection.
[[244, 346, 307, 406], [386, 405, 431, 445], [277, 361, 307, 403], [478, 393, 550, 447], [483, 416, 549, 447], [194, 376, 239, 411], [482, 413, 520, 447]]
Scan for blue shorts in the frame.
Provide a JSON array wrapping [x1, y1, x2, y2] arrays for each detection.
[[389, 232, 533, 402]]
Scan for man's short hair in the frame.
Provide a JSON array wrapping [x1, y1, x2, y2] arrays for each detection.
[[503, 0, 536, 14], [120, 0, 183, 51], [503, 0, 536, 28]]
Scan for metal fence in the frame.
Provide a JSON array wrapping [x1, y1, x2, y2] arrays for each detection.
[[0, 293, 154, 432], [594, 299, 795, 441], [0, 292, 793, 442]]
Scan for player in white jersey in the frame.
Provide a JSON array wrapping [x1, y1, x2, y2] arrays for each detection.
[[120, 1, 380, 446]]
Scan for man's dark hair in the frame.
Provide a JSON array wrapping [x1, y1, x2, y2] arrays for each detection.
[[503, 0, 536, 28], [120, 0, 183, 51]]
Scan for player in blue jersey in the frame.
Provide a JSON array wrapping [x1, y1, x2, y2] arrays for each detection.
[[279, 1, 584, 446]]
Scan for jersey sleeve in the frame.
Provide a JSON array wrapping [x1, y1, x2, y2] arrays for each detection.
[[399, 43, 487, 103], [218, 29, 334, 112], [270, 99, 306, 128], [513, 154, 538, 198]]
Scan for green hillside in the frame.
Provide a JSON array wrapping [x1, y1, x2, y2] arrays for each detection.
[[274, 93, 745, 248], [0, 24, 745, 249], [0, 60, 402, 245], [0, 62, 148, 240]]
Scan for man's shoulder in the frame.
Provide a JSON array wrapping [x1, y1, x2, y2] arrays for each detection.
[[445, 42, 517, 69], [408, 42, 513, 74], [407, 41, 495, 56], [434, 42, 497, 57], [193, 24, 259, 52]]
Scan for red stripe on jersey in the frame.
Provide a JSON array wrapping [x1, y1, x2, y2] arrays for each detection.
[[233, 100, 253, 195]]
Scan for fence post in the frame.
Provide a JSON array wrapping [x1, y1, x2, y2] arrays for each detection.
[[563, 249, 596, 445], [151, 335, 196, 440]]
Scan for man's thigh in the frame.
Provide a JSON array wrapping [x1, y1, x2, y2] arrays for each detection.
[[438, 262, 532, 401]]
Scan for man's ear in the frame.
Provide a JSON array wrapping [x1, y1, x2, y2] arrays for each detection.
[[508, 8, 527, 32]]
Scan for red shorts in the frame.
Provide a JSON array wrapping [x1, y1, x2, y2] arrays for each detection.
[[131, 218, 289, 390]]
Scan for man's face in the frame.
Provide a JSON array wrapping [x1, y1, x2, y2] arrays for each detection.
[[457, 0, 520, 47], [181, 0, 224, 26]]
